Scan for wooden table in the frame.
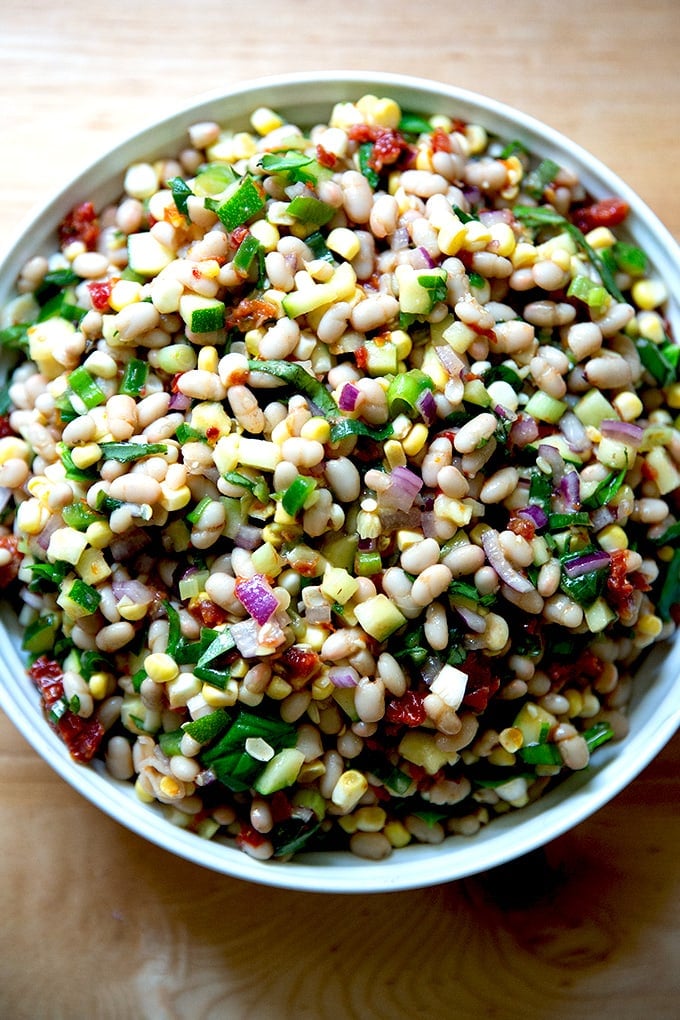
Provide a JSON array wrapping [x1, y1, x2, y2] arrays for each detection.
[[1, 2, 678, 1016]]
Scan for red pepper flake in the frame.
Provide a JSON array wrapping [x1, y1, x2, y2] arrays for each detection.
[[57, 201, 100, 251], [87, 278, 116, 311], [205, 426, 221, 443], [572, 197, 629, 234], [354, 346, 369, 370], [170, 372, 184, 394], [316, 144, 337, 169], [385, 689, 427, 727]]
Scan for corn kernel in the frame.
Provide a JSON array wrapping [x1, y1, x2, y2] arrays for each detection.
[[488, 747, 516, 767], [86, 520, 114, 549], [159, 775, 183, 799], [580, 691, 601, 718], [338, 814, 359, 834], [597, 524, 628, 551], [389, 329, 412, 360], [396, 529, 426, 551], [331, 770, 369, 813], [109, 280, 143, 311], [384, 439, 407, 469], [464, 123, 487, 155], [437, 216, 466, 255], [511, 241, 537, 268], [665, 383, 680, 409], [434, 494, 474, 527], [311, 674, 334, 700], [300, 417, 330, 443], [250, 106, 284, 135], [636, 310, 666, 344], [197, 346, 219, 373], [117, 599, 149, 622], [326, 227, 361, 260], [564, 690, 584, 717], [249, 219, 280, 251], [430, 114, 452, 132], [369, 97, 401, 129], [71, 443, 102, 469], [415, 147, 434, 172], [0, 436, 30, 465], [488, 222, 517, 258], [612, 391, 643, 421], [231, 131, 257, 160], [298, 760, 327, 783], [584, 226, 616, 249], [160, 483, 192, 512], [384, 820, 412, 848], [203, 680, 238, 707], [632, 278, 667, 310], [144, 652, 179, 684], [88, 672, 114, 700], [134, 777, 154, 803], [354, 806, 387, 832], [637, 613, 663, 639], [267, 676, 293, 700], [83, 350, 118, 379], [77, 547, 112, 585], [402, 423, 428, 456]]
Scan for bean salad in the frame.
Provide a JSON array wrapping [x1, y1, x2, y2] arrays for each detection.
[[0, 93, 679, 861]]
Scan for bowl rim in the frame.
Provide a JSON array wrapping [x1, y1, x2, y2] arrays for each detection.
[[1, 70, 679, 893]]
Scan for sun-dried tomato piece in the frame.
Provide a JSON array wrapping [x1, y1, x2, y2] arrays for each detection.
[[461, 654, 500, 713], [572, 197, 629, 233], [57, 712, 105, 763], [57, 201, 99, 250], [0, 415, 15, 438], [188, 597, 230, 628], [430, 126, 453, 153], [385, 689, 427, 727], [281, 644, 321, 684], [87, 279, 115, 311], [316, 144, 337, 169], [0, 534, 21, 588]]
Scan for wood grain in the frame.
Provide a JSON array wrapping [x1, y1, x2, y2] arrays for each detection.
[[0, 2, 678, 1017]]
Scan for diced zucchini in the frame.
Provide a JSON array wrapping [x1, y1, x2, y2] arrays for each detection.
[[524, 390, 567, 424], [127, 232, 175, 276], [281, 261, 356, 318], [178, 294, 226, 333], [574, 389, 617, 427], [398, 731, 453, 775], [253, 747, 305, 795], [354, 594, 406, 641], [320, 565, 359, 605]]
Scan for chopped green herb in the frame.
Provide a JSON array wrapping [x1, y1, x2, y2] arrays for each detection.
[[166, 176, 193, 217], [258, 151, 331, 186], [99, 441, 167, 462], [0, 323, 30, 352], [657, 548, 680, 621], [581, 467, 626, 510], [358, 142, 380, 189], [68, 366, 106, 410], [549, 512, 591, 530], [636, 338, 678, 387], [246, 358, 339, 418], [583, 720, 614, 752], [329, 418, 395, 444], [523, 158, 560, 200]]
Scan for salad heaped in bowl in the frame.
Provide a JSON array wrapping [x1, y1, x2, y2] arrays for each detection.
[[0, 90, 678, 864]]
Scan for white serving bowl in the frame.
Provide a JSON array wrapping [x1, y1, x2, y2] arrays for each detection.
[[1, 72, 679, 893]]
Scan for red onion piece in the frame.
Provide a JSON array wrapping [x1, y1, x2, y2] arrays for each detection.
[[328, 666, 359, 688], [481, 528, 535, 593], [456, 604, 487, 633], [417, 245, 436, 268], [563, 550, 611, 578], [168, 391, 192, 411], [600, 419, 644, 447], [560, 411, 590, 453], [0, 487, 12, 515], [230, 618, 261, 657], [233, 524, 263, 550], [537, 443, 565, 482], [509, 415, 539, 448], [519, 504, 549, 530], [434, 344, 464, 378], [416, 388, 437, 425], [111, 578, 154, 604], [36, 515, 61, 550], [234, 574, 279, 625], [559, 470, 581, 509], [479, 208, 514, 226], [590, 505, 617, 531], [338, 382, 361, 412]]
